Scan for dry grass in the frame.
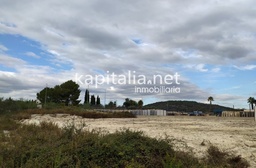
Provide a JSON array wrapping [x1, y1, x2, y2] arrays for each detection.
[[0, 114, 250, 168], [13, 107, 136, 120], [205, 145, 249, 168], [1, 108, 252, 168]]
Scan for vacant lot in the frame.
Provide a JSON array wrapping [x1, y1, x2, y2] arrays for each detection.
[[23, 115, 256, 167]]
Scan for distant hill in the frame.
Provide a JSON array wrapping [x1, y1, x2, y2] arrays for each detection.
[[143, 100, 240, 113]]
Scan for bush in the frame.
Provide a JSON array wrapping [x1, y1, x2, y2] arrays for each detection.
[[0, 98, 37, 115], [0, 122, 203, 168], [0, 116, 249, 168], [205, 145, 249, 168]]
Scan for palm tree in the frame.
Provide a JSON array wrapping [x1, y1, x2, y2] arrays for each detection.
[[247, 97, 255, 110], [208, 96, 214, 105], [208, 96, 214, 112]]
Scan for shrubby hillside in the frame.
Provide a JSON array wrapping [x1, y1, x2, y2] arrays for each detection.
[[144, 100, 240, 112]]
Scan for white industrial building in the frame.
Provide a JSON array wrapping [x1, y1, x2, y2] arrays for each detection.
[[130, 109, 166, 116]]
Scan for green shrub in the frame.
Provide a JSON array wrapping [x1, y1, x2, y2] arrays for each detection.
[[0, 98, 37, 115], [0, 119, 249, 168], [205, 145, 249, 168], [0, 122, 203, 168]]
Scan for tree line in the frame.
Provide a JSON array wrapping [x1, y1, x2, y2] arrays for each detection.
[[105, 98, 144, 109], [0, 98, 37, 114], [37, 80, 102, 107], [36, 80, 256, 110], [36, 80, 144, 109], [84, 89, 101, 107]]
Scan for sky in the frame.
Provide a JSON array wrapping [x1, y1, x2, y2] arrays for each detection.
[[0, 0, 256, 109]]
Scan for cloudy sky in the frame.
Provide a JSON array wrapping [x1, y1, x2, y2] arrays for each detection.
[[0, 0, 256, 108]]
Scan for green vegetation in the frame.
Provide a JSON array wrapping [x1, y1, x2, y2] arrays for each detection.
[[247, 97, 255, 110], [0, 97, 37, 115], [204, 146, 249, 168], [0, 117, 249, 168], [138, 100, 143, 108], [0, 93, 251, 167], [37, 80, 103, 108], [208, 96, 214, 112], [14, 108, 136, 120], [0, 96, 136, 119], [123, 98, 143, 109], [105, 100, 117, 109], [84, 89, 90, 104], [37, 80, 81, 106], [0, 97, 249, 168], [207, 96, 214, 105], [144, 100, 241, 112]]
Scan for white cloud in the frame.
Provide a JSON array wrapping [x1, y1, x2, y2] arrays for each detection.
[[25, 52, 40, 59], [185, 64, 208, 72], [48, 50, 60, 56], [1, 0, 255, 66], [0, 21, 16, 28], [220, 86, 241, 91], [211, 67, 221, 73], [213, 94, 245, 107], [0, 54, 26, 68], [196, 64, 208, 72], [43, 27, 65, 38], [0, 44, 8, 52], [0, 0, 255, 108], [233, 65, 256, 70]]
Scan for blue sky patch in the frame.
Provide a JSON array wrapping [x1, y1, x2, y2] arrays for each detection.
[[0, 34, 73, 71], [0, 64, 16, 72], [132, 38, 143, 45]]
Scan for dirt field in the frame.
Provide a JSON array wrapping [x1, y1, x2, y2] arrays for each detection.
[[23, 115, 256, 167]]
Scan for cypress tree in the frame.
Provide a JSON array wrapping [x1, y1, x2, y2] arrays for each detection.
[[96, 95, 101, 105], [84, 89, 90, 104], [91, 95, 96, 105]]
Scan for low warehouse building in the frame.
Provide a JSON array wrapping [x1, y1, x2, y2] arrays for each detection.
[[222, 111, 255, 117], [131, 109, 167, 116]]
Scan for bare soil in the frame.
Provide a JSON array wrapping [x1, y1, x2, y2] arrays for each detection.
[[22, 115, 256, 167]]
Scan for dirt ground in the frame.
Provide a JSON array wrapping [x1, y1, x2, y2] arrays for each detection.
[[23, 115, 256, 167]]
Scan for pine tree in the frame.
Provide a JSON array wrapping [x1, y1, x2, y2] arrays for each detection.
[[36, 80, 81, 106]]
